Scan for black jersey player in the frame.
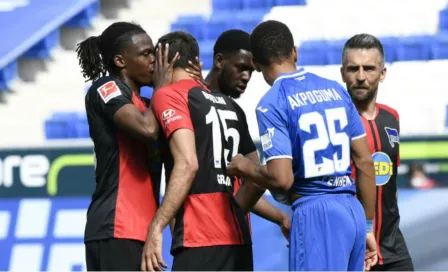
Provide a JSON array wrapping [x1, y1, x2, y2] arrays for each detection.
[[203, 29, 290, 239], [341, 34, 414, 271], [141, 31, 262, 271], [76, 22, 179, 271]]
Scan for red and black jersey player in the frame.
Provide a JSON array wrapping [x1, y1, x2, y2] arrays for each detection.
[[141, 31, 265, 272], [341, 34, 413, 271], [76, 22, 181, 271]]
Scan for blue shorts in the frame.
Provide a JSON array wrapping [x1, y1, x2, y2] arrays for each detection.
[[289, 193, 366, 271]]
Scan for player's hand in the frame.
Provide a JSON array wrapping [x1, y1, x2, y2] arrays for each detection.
[[152, 43, 180, 91], [279, 212, 291, 244], [141, 227, 167, 272], [185, 56, 204, 81], [227, 154, 251, 177], [364, 231, 378, 271]]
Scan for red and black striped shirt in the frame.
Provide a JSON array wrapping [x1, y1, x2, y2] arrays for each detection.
[[152, 79, 255, 252], [353, 103, 411, 265]]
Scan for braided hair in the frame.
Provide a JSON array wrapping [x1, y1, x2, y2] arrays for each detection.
[[76, 22, 146, 82]]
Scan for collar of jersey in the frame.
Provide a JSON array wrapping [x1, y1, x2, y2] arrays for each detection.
[[273, 67, 306, 84]]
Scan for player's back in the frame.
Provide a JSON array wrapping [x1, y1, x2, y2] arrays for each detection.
[[257, 69, 368, 271], [153, 79, 252, 252], [257, 69, 365, 196]]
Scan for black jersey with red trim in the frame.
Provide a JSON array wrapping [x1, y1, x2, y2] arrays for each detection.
[[152, 79, 256, 252], [352, 103, 411, 265], [84, 76, 161, 243]]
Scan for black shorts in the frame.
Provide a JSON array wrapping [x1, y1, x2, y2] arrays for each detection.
[[372, 258, 414, 271], [172, 245, 253, 271], [85, 238, 144, 271]]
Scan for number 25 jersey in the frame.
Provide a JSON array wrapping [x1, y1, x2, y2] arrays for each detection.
[[256, 68, 366, 196], [152, 79, 255, 252]]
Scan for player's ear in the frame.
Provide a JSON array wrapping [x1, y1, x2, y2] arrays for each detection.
[[340, 66, 346, 83], [380, 65, 387, 82], [292, 46, 298, 63], [214, 53, 224, 69], [114, 54, 126, 69]]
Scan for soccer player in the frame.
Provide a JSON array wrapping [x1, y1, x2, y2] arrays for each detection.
[[141, 31, 257, 271], [226, 20, 378, 271], [76, 22, 179, 271], [203, 29, 290, 238], [341, 33, 414, 271]]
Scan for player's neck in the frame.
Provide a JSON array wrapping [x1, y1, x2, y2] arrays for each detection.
[[119, 76, 140, 96], [172, 69, 192, 83], [205, 69, 219, 91], [355, 100, 377, 120], [270, 63, 298, 84]]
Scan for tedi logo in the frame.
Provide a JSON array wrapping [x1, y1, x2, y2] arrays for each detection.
[[0, 198, 89, 271]]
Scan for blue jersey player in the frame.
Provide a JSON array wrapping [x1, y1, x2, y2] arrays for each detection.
[[227, 21, 378, 271]]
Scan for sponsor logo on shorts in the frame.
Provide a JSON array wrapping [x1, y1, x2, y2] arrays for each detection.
[[97, 81, 121, 104]]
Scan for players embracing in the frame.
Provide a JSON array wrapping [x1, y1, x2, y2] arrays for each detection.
[[341, 34, 414, 271]]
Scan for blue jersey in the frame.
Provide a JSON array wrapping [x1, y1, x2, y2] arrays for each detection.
[[256, 68, 366, 196]]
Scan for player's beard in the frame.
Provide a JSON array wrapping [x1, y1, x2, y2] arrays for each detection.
[[218, 65, 241, 99], [348, 85, 378, 105]]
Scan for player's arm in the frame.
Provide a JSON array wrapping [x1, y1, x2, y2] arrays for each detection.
[[348, 100, 376, 220], [235, 151, 289, 225], [148, 85, 197, 233], [113, 105, 159, 141], [228, 91, 293, 192], [148, 129, 198, 233], [94, 80, 159, 141]]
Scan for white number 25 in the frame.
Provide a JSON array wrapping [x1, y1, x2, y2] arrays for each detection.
[[299, 107, 350, 178]]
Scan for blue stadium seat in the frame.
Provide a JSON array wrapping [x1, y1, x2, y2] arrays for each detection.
[[274, 0, 307, 6], [140, 86, 154, 99], [45, 112, 78, 139], [381, 37, 399, 63], [431, 34, 448, 60], [326, 39, 345, 65], [439, 8, 448, 32], [212, 0, 243, 11], [23, 30, 60, 59], [203, 12, 234, 41], [241, 0, 274, 10], [0, 0, 99, 89], [171, 16, 206, 41], [0, 61, 17, 91], [234, 9, 266, 33], [198, 37, 214, 69], [64, 1, 100, 28], [298, 41, 328, 65], [396, 36, 433, 61], [75, 116, 89, 139]]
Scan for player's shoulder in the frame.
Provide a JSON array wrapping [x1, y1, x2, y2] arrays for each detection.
[[153, 79, 204, 100], [377, 103, 399, 120], [87, 76, 131, 103]]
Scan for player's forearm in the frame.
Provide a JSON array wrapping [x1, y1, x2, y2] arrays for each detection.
[[148, 163, 197, 232], [240, 162, 284, 191], [251, 196, 285, 226], [354, 157, 376, 220], [142, 108, 159, 140], [235, 181, 265, 213]]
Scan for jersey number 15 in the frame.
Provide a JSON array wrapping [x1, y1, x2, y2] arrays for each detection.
[[206, 106, 240, 168], [299, 107, 350, 178]]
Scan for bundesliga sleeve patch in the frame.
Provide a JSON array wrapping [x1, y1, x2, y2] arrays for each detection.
[[97, 81, 122, 104], [260, 131, 273, 151]]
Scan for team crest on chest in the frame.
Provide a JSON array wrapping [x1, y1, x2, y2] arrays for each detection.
[[384, 127, 399, 148]]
